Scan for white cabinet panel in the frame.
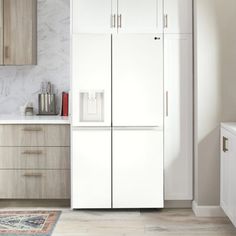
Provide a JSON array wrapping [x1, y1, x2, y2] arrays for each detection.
[[72, 0, 116, 33], [72, 34, 111, 127], [113, 129, 163, 208], [220, 128, 236, 226], [164, 34, 193, 200], [117, 0, 163, 33], [164, 0, 192, 34], [220, 129, 232, 214], [72, 129, 111, 209], [113, 34, 163, 127], [231, 136, 236, 227]]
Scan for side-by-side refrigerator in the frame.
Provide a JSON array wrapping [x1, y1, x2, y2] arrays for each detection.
[[71, 34, 163, 209]]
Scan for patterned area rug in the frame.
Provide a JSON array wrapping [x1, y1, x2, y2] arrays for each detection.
[[0, 211, 61, 235]]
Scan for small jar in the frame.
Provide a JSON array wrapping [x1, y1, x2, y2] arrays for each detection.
[[25, 107, 34, 116]]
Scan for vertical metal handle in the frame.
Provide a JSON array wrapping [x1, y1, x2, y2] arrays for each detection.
[[4, 46, 9, 59], [166, 91, 169, 117], [164, 14, 168, 28], [117, 14, 122, 28], [223, 136, 229, 152], [111, 14, 116, 28]]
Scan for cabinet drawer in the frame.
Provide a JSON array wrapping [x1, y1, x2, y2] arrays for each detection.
[[0, 125, 70, 147], [0, 170, 70, 199], [0, 147, 70, 169]]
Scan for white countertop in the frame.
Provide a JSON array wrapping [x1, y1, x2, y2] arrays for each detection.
[[0, 114, 71, 124], [221, 122, 236, 136]]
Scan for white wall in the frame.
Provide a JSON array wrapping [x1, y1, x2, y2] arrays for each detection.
[[0, 0, 70, 114], [195, 0, 236, 205]]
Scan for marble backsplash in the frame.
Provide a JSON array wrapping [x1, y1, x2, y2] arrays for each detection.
[[0, 0, 70, 114]]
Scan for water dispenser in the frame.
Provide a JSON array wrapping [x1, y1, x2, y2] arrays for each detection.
[[80, 91, 104, 122]]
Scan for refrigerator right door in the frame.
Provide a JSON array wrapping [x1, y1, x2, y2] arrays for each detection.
[[113, 128, 163, 208], [112, 34, 163, 127]]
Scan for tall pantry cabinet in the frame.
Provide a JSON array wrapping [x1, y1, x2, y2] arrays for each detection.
[[164, 0, 193, 200], [71, 0, 193, 208]]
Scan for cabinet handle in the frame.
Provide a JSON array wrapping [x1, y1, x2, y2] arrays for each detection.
[[4, 46, 9, 59], [21, 150, 43, 155], [111, 14, 116, 28], [223, 136, 229, 152], [22, 127, 43, 132], [117, 14, 122, 28], [23, 173, 43, 177], [164, 14, 168, 28], [166, 91, 169, 117]]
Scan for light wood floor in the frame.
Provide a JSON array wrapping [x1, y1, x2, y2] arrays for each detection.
[[51, 209, 236, 236]]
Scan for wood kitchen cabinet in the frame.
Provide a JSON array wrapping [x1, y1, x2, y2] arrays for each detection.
[[0, 0, 37, 65], [0, 0, 3, 65], [0, 124, 70, 200]]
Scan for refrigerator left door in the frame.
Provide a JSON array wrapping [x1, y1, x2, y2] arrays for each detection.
[[72, 129, 112, 209], [72, 34, 112, 127]]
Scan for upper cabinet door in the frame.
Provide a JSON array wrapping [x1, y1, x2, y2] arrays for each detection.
[[113, 34, 163, 127], [4, 0, 37, 65], [72, 0, 116, 34], [164, 0, 192, 34], [117, 0, 163, 33]]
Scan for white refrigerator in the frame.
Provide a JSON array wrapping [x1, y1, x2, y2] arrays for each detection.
[[72, 34, 163, 209]]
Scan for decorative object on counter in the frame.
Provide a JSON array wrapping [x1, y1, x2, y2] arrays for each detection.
[[0, 211, 61, 235], [19, 102, 34, 116], [38, 82, 57, 115], [61, 92, 69, 117], [25, 103, 34, 116], [19, 102, 28, 116]]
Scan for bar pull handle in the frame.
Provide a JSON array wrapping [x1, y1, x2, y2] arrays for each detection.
[[22, 127, 43, 132], [117, 14, 122, 28], [223, 136, 229, 152], [21, 150, 43, 155], [111, 14, 116, 28], [166, 91, 169, 117], [23, 173, 43, 177], [164, 14, 168, 28]]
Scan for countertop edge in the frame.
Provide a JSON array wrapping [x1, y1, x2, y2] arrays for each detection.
[[221, 122, 236, 136], [0, 115, 71, 125]]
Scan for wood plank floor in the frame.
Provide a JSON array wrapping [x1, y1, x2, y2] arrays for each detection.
[[51, 209, 236, 236]]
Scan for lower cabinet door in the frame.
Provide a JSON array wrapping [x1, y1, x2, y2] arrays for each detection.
[[72, 129, 111, 209], [221, 127, 236, 227], [113, 129, 163, 208], [0, 170, 70, 199], [221, 128, 231, 216]]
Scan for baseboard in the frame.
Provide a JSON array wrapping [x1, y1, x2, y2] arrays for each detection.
[[0, 200, 70, 208], [192, 200, 226, 217], [164, 200, 192, 208]]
